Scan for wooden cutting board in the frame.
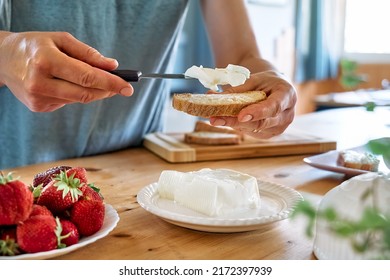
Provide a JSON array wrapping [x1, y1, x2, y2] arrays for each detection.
[[143, 129, 337, 163]]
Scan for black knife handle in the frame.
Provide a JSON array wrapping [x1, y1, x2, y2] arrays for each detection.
[[109, 70, 141, 82]]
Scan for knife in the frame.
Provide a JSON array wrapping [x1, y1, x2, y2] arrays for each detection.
[[110, 69, 193, 82]]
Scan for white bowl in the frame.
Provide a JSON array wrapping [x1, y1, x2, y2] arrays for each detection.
[[313, 172, 390, 260]]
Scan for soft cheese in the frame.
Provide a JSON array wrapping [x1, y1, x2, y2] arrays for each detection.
[[157, 168, 260, 216], [184, 64, 250, 91]]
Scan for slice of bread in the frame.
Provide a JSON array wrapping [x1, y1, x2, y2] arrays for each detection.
[[172, 91, 267, 118], [194, 120, 244, 139], [184, 131, 241, 145]]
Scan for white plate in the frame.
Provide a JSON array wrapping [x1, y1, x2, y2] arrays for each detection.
[[0, 204, 119, 260], [137, 181, 302, 233], [303, 144, 388, 177]]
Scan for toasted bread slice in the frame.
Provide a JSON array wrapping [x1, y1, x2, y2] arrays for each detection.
[[172, 91, 267, 118], [194, 120, 244, 139], [184, 131, 241, 145]]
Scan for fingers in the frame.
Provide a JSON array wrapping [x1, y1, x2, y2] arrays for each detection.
[[1, 31, 135, 112], [54, 32, 118, 70], [237, 84, 296, 122], [216, 71, 296, 123], [22, 33, 134, 101], [209, 73, 297, 139], [210, 106, 294, 138], [22, 76, 121, 111], [51, 34, 134, 96], [48, 52, 134, 98]]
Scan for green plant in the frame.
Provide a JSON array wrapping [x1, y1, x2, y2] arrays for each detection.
[[367, 138, 390, 169], [339, 59, 367, 90]]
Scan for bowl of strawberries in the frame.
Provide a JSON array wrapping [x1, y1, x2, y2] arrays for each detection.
[[0, 166, 119, 259]]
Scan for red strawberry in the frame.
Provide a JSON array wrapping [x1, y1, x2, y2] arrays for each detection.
[[16, 214, 57, 253], [70, 200, 105, 236], [0, 172, 33, 225], [32, 165, 72, 188], [80, 183, 104, 202], [57, 218, 79, 247], [30, 204, 53, 217], [66, 167, 88, 185], [0, 226, 20, 256], [36, 167, 87, 214]]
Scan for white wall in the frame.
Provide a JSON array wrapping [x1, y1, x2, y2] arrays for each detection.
[[246, 0, 296, 79]]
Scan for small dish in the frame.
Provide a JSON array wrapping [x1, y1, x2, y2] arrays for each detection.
[[137, 180, 302, 233], [303, 144, 388, 176], [0, 204, 119, 260]]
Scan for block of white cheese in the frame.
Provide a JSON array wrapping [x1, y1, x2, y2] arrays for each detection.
[[184, 64, 250, 91], [157, 168, 260, 216]]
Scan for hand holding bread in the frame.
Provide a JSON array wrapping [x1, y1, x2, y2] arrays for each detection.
[[209, 70, 296, 139], [172, 70, 296, 139]]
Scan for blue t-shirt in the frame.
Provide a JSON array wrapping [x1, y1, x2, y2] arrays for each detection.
[[0, 0, 189, 169]]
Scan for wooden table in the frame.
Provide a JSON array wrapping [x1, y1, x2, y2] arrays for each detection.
[[5, 107, 390, 260]]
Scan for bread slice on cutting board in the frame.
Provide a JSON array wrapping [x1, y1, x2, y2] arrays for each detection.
[[194, 120, 243, 138], [172, 91, 267, 118], [183, 120, 243, 145], [184, 131, 241, 145]]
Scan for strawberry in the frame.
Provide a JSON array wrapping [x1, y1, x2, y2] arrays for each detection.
[[32, 165, 72, 188], [0, 172, 33, 225], [70, 200, 105, 236], [36, 167, 87, 214], [16, 214, 57, 253], [30, 204, 53, 217], [0, 226, 19, 256], [80, 183, 104, 202], [56, 218, 79, 247], [66, 167, 88, 185]]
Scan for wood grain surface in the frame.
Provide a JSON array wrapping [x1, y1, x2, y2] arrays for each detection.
[[143, 129, 337, 163], [3, 107, 390, 260]]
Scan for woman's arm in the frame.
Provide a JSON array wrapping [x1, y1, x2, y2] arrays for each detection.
[[0, 31, 133, 112], [200, 0, 275, 72], [200, 0, 297, 138]]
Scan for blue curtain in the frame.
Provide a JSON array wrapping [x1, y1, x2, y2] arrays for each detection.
[[294, 0, 339, 83], [0, 0, 11, 30]]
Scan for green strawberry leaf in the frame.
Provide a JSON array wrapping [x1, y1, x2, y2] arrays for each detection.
[[53, 171, 83, 202]]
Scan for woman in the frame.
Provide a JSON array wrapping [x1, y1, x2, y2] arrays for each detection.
[[0, 0, 296, 169]]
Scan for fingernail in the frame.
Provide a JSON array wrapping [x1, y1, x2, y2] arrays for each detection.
[[101, 55, 118, 64], [119, 87, 133, 96], [241, 115, 253, 122], [107, 58, 119, 66], [212, 119, 226, 126]]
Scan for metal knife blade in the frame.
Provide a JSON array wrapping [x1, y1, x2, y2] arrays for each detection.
[[110, 70, 192, 82]]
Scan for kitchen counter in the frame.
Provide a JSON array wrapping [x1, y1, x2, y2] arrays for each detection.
[[5, 106, 390, 260]]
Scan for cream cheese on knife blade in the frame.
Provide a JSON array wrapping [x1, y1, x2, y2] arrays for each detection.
[[184, 64, 250, 91]]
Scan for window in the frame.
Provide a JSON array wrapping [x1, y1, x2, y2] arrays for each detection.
[[343, 0, 390, 62]]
